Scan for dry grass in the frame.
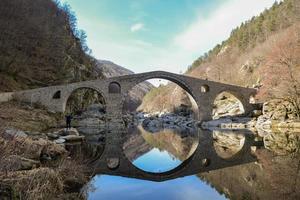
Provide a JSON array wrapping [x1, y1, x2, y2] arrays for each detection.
[[0, 135, 91, 200]]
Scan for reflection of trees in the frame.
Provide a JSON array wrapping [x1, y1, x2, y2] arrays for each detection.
[[123, 128, 152, 162], [198, 147, 300, 199], [137, 126, 198, 161], [123, 126, 198, 162]]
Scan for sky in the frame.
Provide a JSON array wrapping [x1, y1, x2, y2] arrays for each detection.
[[60, 0, 279, 74], [88, 175, 226, 200]]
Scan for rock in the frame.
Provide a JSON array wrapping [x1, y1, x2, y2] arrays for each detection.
[[3, 128, 27, 139], [213, 94, 244, 119], [57, 128, 80, 136], [57, 129, 68, 136], [67, 128, 80, 136], [1, 155, 40, 171], [54, 138, 66, 144], [262, 99, 298, 121], [46, 133, 59, 140], [60, 135, 85, 142]]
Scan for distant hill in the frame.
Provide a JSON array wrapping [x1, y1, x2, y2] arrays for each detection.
[[139, 0, 300, 113], [94, 60, 153, 112], [95, 60, 135, 77]]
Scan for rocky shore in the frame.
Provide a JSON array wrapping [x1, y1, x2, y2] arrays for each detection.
[[0, 128, 91, 199], [0, 102, 96, 199]]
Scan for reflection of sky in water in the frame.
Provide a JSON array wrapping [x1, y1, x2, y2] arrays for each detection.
[[133, 148, 181, 172], [88, 175, 227, 200]]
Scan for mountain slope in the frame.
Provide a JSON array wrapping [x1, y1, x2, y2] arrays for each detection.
[[0, 0, 98, 92], [0, 0, 153, 110], [138, 0, 300, 113], [94, 60, 154, 112]]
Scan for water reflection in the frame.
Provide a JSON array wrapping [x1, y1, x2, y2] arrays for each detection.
[[73, 125, 300, 200], [88, 175, 227, 200], [123, 125, 199, 173]]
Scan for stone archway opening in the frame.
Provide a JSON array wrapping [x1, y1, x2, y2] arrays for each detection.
[[122, 78, 199, 120], [122, 78, 199, 174], [64, 88, 107, 156], [66, 87, 106, 116], [212, 91, 245, 119]]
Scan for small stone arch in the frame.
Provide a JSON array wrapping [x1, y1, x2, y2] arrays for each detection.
[[52, 90, 61, 99], [212, 90, 246, 119], [109, 82, 121, 94], [200, 84, 209, 93], [63, 86, 107, 113]]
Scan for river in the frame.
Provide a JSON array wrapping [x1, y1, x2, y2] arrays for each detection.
[[68, 123, 300, 200]]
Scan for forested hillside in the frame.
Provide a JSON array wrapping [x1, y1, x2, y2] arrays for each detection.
[[0, 0, 98, 92], [140, 0, 300, 113]]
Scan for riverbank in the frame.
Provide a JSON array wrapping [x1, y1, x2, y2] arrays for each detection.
[[0, 98, 299, 199], [0, 101, 93, 199]]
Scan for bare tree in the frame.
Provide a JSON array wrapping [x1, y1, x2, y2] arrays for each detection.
[[266, 25, 300, 118]]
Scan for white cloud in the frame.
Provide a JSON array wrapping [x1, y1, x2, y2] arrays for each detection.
[[85, 0, 278, 78], [130, 23, 144, 32], [174, 0, 277, 52]]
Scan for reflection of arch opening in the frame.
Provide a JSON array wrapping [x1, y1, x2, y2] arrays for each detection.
[[109, 82, 121, 94], [212, 91, 245, 119], [200, 85, 209, 93], [52, 91, 61, 99], [121, 74, 200, 174], [122, 124, 199, 174], [65, 87, 106, 115], [213, 131, 245, 159], [122, 76, 199, 120]]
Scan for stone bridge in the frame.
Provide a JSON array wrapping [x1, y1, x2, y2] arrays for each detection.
[[13, 71, 257, 122], [74, 129, 259, 182]]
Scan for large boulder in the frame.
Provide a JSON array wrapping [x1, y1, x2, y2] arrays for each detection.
[[3, 128, 28, 139], [262, 99, 298, 121]]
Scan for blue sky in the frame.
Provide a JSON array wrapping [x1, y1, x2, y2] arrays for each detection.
[[60, 0, 278, 74]]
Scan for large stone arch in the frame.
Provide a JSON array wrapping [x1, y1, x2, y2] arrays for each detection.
[[122, 71, 196, 98], [119, 71, 200, 119], [93, 129, 256, 182]]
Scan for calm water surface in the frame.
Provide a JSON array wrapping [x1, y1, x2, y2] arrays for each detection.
[[76, 125, 300, 200], [88, 175, 227, 200]]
